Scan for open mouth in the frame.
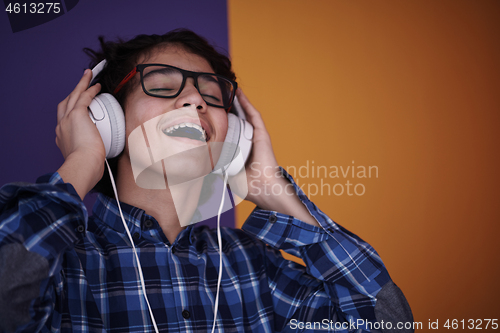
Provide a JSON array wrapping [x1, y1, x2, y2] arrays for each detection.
[[162, 122, 208, 142]]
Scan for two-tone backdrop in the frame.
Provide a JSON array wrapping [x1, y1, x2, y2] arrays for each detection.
[[1, 0, 499, 330]]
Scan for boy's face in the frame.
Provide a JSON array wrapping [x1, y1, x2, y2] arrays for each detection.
[[122, 45, 229, 186]]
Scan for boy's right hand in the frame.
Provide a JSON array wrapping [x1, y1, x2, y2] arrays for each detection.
[[56, 69, 106, 200]]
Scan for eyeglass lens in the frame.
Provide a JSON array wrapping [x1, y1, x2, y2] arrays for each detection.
[[142, 66, 233, 107]]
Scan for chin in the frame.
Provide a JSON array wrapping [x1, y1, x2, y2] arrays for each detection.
[[163, 155, 213, 187]]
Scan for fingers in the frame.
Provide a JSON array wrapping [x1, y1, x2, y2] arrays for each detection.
[[58, 73, 102, 124], [72, 83, 101, 115], [58, 69, 98, 121], [236, 89, 267, 130], [66, 69, 94, 112], [57, 96, 69, 123]]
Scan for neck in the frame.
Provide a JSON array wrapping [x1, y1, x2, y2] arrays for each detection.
[[115, 157, 204, 244]]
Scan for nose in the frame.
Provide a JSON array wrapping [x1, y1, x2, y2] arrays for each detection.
[[174, 78, 207, 112]]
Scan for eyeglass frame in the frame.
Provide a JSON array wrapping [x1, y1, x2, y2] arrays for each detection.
[[113, 63, 238, 109]]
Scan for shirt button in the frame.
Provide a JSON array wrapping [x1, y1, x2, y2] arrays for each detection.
[[133, 232, 140, 240], [76, 225, 85, 233], [144, 219, 154, 229], [171, 246, 176, 254], [182, 310, 190, 319], [269, 215, 277, 223]]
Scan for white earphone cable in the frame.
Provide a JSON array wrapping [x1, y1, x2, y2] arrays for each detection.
[[211, 170, 229, 333], [105, 160, 160, 333], [106, 160, 228, 333]]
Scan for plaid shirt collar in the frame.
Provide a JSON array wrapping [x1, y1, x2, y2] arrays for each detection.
[[91, 193, 196, 245]]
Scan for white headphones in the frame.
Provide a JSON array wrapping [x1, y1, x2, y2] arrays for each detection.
[[88, 60, 253, 176]]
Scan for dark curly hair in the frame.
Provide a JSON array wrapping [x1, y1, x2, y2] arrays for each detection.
[[85, 29, 236, 197]]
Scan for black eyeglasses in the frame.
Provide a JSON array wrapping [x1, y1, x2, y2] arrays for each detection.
[[114, 64, 237, 109]]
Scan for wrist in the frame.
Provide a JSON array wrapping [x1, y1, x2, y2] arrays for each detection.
[[57, 152, 105, 200], [248, 172, 319, 227], [248, 175, 291, 208]]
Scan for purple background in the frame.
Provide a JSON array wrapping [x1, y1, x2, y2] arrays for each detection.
[[0, 0, 235, 227]]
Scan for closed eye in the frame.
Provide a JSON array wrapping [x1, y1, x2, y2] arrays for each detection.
[[202, 94, 221, 102]]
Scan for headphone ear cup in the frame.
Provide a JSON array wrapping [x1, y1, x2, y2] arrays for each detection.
[[88, 93, 125, 159], [212, 113, 240, 174]]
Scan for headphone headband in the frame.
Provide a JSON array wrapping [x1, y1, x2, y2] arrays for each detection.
[[91, 60, 107, 84]]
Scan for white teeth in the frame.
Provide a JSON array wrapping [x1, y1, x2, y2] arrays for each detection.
[[163, 122, 207, 140]]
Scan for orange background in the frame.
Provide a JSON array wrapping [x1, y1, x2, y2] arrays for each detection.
[[228, 0, 500, 330]]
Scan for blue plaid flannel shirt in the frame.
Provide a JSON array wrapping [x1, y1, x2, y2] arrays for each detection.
[[0, 168, 396, 332]]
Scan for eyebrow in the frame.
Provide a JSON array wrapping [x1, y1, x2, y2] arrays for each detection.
[[142, 67, 179, 79], [199, 74, 220, 84]]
